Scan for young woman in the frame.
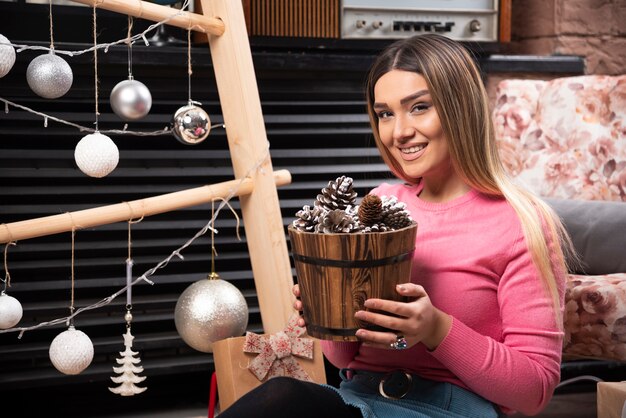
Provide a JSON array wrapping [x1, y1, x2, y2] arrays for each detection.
[[218, 33, 575, 418]]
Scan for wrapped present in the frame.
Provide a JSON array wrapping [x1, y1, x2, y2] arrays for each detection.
[[212, 315, 327, 411], [597, 382, 626, 418]]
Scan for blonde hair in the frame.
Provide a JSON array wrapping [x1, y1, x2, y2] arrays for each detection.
[[365, 34, 576, 325]]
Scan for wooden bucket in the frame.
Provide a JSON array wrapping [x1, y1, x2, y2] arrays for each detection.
[[288, 223, 418, 341]]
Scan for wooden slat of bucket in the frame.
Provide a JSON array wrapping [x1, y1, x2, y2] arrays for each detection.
[[288, 223, 418, 341]]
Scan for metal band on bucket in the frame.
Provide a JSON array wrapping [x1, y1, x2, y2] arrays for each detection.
[[291, 251, 414, 268]]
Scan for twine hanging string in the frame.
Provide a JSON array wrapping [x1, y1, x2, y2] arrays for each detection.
[[69, 227, 76, 323], [127, 15, 134, 79], [209, 198, 242, 276], [2, 241, 16, 292], [125, 202, 144, 315], [0, 146, 271, 338], [48, 0, 55, 51], [187, 28, 193, 105], [93, 3, 100, 131]]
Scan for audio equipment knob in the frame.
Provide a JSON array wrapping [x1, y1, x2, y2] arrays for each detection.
[[356, 19, 367, 28], [469, 19, 481, 32]]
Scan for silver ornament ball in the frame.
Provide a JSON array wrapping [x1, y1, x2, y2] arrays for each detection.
[[74, 132, 119, 178], [0, 34, 16, 78], [49, 326, 94, 375], [174, 277, 249, 353], [110, 78, 152, 121], [0, 292, 23, 329], [26, 52, 73, 99], [171, 104, 211, 145]]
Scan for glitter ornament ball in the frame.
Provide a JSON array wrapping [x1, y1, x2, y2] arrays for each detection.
[[74, 132, 119, 178], [0, 34, 16, 78], [174, 276, 248, 353], [0, 292, 23, 329], [26, 52, 73, 99], [171, 104, 211, 145], [49, 326, 94, 375], [110, 78, 152, 121]]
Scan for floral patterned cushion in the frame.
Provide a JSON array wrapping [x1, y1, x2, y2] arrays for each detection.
[[494, 75, 626, 201], [564, 273, 626, 362]]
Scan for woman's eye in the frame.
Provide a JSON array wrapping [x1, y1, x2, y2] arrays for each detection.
[[377, 110, 392, 119], [411, 103, 431, 113]]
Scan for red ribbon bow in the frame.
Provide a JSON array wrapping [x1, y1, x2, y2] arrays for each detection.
[[243, 314, 314, 382]]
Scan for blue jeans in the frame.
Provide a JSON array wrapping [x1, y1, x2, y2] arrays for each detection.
[[321, 369, 503, 418]]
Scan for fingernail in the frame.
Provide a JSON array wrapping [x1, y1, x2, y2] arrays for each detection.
[[363, 300, 372, 308], [397, 284, 405, 292]]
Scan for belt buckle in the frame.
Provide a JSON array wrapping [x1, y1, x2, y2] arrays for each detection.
[[378, 371, 412, 400]]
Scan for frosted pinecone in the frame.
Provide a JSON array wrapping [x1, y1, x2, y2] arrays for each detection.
[[315, 209, 358, 233], [360, 223, 389, 233], [292, 205, 326, 232], [315, 176, 358, 212], [381, 195, 414, 230], [357, 194, 383, 227]]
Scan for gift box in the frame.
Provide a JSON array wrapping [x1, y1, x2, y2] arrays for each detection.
[[598, 382, 626, 418], [212, 317, 327, 412]]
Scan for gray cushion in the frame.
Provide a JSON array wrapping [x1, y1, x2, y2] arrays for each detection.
[[544, 198, 626, 275]]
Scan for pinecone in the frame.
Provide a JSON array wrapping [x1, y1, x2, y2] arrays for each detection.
[[381, 195, 414, 230], [315, 209, 358, 233], [357, 194, 383, 227], [360, 223, 389, 233], [292, 205, 326, 232], [315, 176, 358, 211]]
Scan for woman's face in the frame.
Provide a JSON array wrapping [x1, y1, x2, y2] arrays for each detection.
[[373, 70, 452, 182]]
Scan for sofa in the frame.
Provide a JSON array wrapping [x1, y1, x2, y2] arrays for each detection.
[[493, 74, 626, 362]]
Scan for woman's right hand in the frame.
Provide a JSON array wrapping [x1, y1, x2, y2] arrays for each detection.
[[292, 284, 306, 327]]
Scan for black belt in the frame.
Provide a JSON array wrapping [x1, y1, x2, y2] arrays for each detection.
[[351, 370, 413, 400]]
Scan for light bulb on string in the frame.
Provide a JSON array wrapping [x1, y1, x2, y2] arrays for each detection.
[[171, 27, 211, 145], [110, 15, 152, 121]]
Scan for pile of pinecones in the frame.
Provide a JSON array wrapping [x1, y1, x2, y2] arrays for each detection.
[[292, 176, 414, 234]]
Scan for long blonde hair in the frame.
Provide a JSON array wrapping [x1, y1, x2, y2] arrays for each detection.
[[365, 34, 576, 324]]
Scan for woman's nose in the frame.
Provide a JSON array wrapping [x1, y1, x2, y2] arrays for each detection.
[[392, 116, 414, 142]]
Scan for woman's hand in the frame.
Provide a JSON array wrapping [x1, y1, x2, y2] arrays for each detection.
[[292, 284, 306, 328], [354, 283, 452, 351]]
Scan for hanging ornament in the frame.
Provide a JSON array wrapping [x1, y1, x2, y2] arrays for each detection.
[[110, 78, 152, 121], [49, 325, 94, 375], [175, 273, 249, 353], [0, 242, 21, 329], [26, 52, 73, 99], [0, 292, 22, 329], [175, 201, 247, 353], [74, 132, 119, 178], [171, 103, 211, 145], [0, 34, 16, 78], [109, 327, 147, 396]]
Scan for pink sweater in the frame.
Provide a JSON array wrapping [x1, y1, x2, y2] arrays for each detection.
[[320, 182, 565, 416]]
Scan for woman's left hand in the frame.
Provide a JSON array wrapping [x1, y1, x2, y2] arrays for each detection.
[[354, 283, 452, 351]]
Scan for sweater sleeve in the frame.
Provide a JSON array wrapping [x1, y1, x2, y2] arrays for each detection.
[[429, 230, 565, 416]]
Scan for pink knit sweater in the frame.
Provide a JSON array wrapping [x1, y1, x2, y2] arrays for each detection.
[[320, 182, 565, 416]]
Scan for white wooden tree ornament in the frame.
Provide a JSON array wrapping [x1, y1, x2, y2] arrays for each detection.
[[109, 327, 147, 396]]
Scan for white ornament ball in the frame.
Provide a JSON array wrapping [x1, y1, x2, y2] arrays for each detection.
[[26, 52, 73, 99], [49, 326, 94, 375], [110, 78, 152, 121], [171, 104, 211, 145], [0, 34, 16, 78], [175, 277, 249, 353], [74, 132, 119, 178], [0, 292, 23, 329]]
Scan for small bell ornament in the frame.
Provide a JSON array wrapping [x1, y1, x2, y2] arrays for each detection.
[[171, 103, 211, 145], [74, 132, 119, 178], [0, 34, 16, 78], [49, 325, 94, 375], [110, 77, 152, 121], [26, 52, 73, 99], [0, 291, 22, 329], [174, 273, 248, 353]]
